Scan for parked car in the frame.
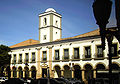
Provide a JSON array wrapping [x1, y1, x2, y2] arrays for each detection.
[[1, 78, 25, 84], [55, 77, 71, 84], [0, 77, 8, 83], [88, 78, 109, 84], [34, 78, 64, 84], [68, 78, 84, 84]]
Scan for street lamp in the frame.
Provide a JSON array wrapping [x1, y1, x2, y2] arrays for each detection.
[[47, 67, 50, 84], [93, 0, 112, 50], [92, 0, 113, 84]]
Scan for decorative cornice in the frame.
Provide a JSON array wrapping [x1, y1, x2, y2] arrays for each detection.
[[39, 25, 62, 30], [39, 12, 62, 18]]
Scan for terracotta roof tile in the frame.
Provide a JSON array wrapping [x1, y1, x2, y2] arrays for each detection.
[[55, 29, 100, 41], [10, 39, 39, 48]]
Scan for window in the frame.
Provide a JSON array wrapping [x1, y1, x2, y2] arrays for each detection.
[[64, 49, 69, 59], [55, 50, 59, 60], [25, 53, 29, 63], [32, 52, 35, 62], [111, 44, 117, 56], [97, 45, 103, 57], [74, 48, 79, 59], [43, 35, 47, 40], [43, 51, 47, 61], [55, 20, 58, 27], [19, 54, 22, 63], [44, 18, 47, 25], [85, 46, 91, 58], [13, 54, 16, 64]]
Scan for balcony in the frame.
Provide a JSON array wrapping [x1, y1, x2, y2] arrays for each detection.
[[30, 58, 36, 63], [53, 56, 60, 62], [12, 60, 16, 64], [94, 53, 105, 60], [24, 59, 29, 63], [82, 54, 92, 60], [62, 56, 69, 62], [18, 60, 22, 64], [41, 58, 47, 63], [71, 55, 80, 61]]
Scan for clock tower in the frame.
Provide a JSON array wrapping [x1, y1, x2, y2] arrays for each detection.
[[39, 8, 62, 43]]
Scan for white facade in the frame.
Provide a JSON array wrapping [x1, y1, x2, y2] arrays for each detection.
[[9, 8, 120, 82]]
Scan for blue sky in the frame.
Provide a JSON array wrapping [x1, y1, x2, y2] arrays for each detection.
[[0, 0, 116, 46]]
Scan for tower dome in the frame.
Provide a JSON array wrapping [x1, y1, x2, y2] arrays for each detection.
[[45, 8, 56, 12]]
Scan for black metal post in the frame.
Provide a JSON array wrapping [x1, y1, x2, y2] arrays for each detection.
[[106, 34, 113, 84], [47, 67, 50, 84], [71, 66, 72, 79]]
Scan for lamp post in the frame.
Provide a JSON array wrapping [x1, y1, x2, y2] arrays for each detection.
[[92, 0, 112, 84], [93, 0, 112, 50], [47, 67, 50, 84]]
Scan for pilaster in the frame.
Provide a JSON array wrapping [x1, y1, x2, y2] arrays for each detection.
[[36, 49, 41, 78]]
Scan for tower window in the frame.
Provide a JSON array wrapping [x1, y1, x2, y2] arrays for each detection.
[[43, 35, 47, 40], [44, 18, 47, 25], [55, 20, 58, 27]]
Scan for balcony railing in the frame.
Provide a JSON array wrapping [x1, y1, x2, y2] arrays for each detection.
[[53, 56, 60, 62], [82, 54, 92, 60], [18, 60, 22, 64], [94, 53, 105, 60], [24, 59, 29, 63], [42, 57, 47, 62], [62, 56, 69, 61], [12, 60, 16, 64], [72, 55, 80, 60], [30, 58, 36, 63]]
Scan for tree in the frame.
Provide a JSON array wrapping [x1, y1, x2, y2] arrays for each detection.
[[0, 45, 11, 76]]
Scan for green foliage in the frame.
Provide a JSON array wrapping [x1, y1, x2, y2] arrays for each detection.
[[0, 45, 11, 67]]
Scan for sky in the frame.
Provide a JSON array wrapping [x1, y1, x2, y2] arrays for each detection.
[[0, 0, 116, 46]]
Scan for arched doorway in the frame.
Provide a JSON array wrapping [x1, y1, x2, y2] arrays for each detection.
[[13, 67, 17, 78], [63, 65, 71, 78], [96, 64, 106, 78], [54, 65, 61, 78], [84, 64, 93, 80], [31, 66, 36, 79], [18, 67, 23, 78], [24, 67, 29, 79], [73, 65, 82, 80]]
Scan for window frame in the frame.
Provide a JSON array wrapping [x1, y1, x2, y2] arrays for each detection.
[[63, 48, 69, 60]]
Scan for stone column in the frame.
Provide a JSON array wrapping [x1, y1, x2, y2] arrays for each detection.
[[93, 69, 97, 78], [17, 71, 19, 78], [72, 70, 74, 78], [29, 70, 32, 78], [11, 71, 13, 78], [48, 47, 53, 78], [61, 69, 64, 77], [36, 49, 41, 79], [82, 69, 85, 81], [23, 70, 25, 78]]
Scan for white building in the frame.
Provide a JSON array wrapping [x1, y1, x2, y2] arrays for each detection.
[[9, 8, 120, 82]]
